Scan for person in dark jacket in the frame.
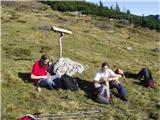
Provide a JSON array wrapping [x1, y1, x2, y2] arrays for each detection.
[[116, 68, 155, 88]]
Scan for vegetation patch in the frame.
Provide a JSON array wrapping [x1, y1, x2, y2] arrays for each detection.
[[1, 2, 160, 120], [40, 45, 52, 53], [3, 47, 32, 59], [94, 20, 113, 30]]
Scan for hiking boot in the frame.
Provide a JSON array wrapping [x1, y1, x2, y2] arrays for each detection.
[[36, 87, 41, 92], [120, 97, 128, 101]]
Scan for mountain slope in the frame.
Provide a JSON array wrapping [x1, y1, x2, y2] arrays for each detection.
[[1, 3, 160, 120]]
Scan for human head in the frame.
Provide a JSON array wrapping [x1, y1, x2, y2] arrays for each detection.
[[101, 62, 109, 72], [40, 54, 50, 67], [115, 68, 124, 76]]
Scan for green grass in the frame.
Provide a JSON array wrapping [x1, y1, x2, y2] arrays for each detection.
[[1, 3, 160, 120]]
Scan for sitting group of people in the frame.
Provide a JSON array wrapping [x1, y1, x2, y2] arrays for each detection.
[[92, 62, 128, 103], [31, 54, 155, 104], [92, 62, 154, 104]]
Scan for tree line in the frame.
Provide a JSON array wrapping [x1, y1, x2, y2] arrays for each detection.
[[42, 1, 160, 31]]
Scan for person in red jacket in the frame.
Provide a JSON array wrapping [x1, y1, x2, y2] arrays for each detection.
[[31, 54, 60, 92]]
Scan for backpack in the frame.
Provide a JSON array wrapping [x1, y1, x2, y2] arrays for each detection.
[[140, 79, 154, 88], [16, 114, 37, 120], [60, 74, 79, 91], [146, 80, 154, 88], [92, 84, 111, 104], [144, 80, 154, 88]]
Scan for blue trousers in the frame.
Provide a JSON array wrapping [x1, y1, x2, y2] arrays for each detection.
[[109, 81, 127, 97], [38, 77, 61, 90], [136, 68, 153, 81]]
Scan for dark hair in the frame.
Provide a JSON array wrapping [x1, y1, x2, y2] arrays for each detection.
[[101, 62, 109, 68], [39, 54, 49, 67], [115, 68, 124, 77]]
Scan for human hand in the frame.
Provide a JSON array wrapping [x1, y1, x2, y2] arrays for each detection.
[[42, 75, 48, 79], [46, 72, 51, 79], [113, 80, 120, 85], [102, 77, 109, 81]]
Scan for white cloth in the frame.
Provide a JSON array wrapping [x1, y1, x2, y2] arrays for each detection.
[[94, 69, 116, 98], [93, 68, 116, 98], [94, 68, 116, 82]]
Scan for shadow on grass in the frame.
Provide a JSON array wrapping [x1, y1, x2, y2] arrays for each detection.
[[110, 90, 119, 98], [75, 78, 123, 100], [124, 72, 137, 79], [75, 77, 94, 96], [18, 72, 32, 83], [18, 72, 59, 91], [133, 81, 142, 86], [133, 81, 148, 88]]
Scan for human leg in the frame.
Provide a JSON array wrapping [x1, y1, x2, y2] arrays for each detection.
[[49, 75, 61, 89], [143, 68, 153, 80], [143, 68, 154, 87], [136, 68, 154, 87], [136, 68, 152, 80], [136, 68, 146, 80], [109, 81, 127, 100], [52, 78, 61, 89], [96, 94, 110, 104], [94, 84, 111, 104], [38, 79, 54, 90]]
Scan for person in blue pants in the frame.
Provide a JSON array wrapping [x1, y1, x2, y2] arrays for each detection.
[[109, 80, 127, 99], [93, 62, 128, 102], [123, 68, 154, 88]]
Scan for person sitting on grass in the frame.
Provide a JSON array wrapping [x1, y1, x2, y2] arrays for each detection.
[[93, 62, 128, 103], [31, 54, 60, 92]]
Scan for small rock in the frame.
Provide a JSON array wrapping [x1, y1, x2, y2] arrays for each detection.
[[91, 44, 95, 47], [156, 68, 160, 74], [153, 48, 160, 53], [156, 102, 160, 109], [127, 46, 133, 51]]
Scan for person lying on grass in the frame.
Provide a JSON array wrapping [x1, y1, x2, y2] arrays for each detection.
[[115, 68, 155, 88]]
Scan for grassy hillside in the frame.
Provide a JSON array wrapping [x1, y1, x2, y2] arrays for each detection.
[[1, 2, 160, 120]]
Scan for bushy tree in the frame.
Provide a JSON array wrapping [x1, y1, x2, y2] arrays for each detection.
[[127, 9, 130, 14], [41, 1, 160, 30], [99, 0, 103, 7], [115, 2, 120, 12]]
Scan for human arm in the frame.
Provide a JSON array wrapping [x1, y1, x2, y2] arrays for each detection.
[[31, 74, 48, 80], [104, 69, 122, 83], [93, 72, 102, 88], [107, 75, 120, 81], [31, 61, 49, 80]]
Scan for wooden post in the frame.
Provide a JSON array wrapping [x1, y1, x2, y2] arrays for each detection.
[[59, 32, 64, 58]]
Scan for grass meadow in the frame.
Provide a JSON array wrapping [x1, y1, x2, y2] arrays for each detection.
[[1, 2, 160, 120]]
